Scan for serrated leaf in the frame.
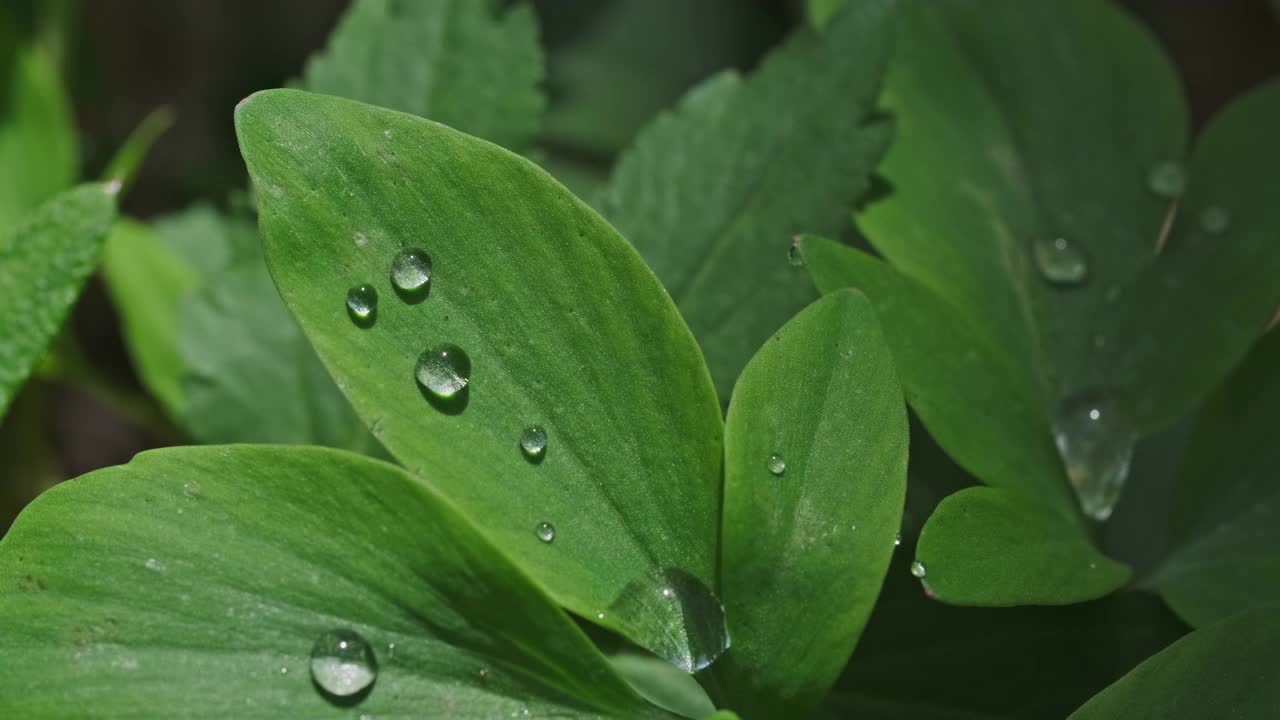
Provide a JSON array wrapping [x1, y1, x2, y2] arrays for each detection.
[[1069, 607, 1280, 719], [235, 89, 724, 663], [715, 291, 907, 716], [1145, 331, 1280, 627], [598, 0, 896, 399], [0, 445, 672, 718], [0, 45, 75, 229], [303, 0, 545, 153], [0, 184, 116, 419]]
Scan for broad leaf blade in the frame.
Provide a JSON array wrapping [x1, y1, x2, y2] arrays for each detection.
[[914, 487, 1129, 605], [0, 184, 116, 418], [0, 46, 75, 228], [599, 0, 896, 399], [1069, 607, 1280, 719], [303, 0, 545, 152], [0, 445, 664, 717], [236, 90, 723, 659], [1146, 331, 1280, 627], [716, 291, 907, 716]]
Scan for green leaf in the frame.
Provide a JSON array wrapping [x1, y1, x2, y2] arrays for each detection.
[[610, 651, 716, 720], [715, 291, 907, 716], [0, 183, 116, 419], [1145, 331, 1280, 627], [0, 445, 670, 717], [0, 45, 76, 229], [101, 219, 200, 418], [1069, 607, 1280, 719], [303, 0, 545, 152], [179, 260, 379, 453], [235, 90, 723, 661], [100, 105, 175, 196], [151, 203, 259, 277], [598, 0, 896, 399], [915, 487, 1129, 606]]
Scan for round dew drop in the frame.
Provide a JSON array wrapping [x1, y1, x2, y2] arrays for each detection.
[[415, 345, 471, 399], [910, 561, 927, 579], [310, 629, 378, 698], [346, 284, 378, 326], [520, 426, 548, 461], [1146, 160, 1187, 198], [389, 249, 432, 299], [1033, 237, 1088, 286], [767, 453, 786, 476], [1200, 205, 1230, 235], [535, 521, 556, 543]]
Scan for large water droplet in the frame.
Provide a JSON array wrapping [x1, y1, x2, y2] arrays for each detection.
[[1033, 237, 1088, 285], [389, 249, 432, 301], [910, 560, 927, 579], [346, 284, 378, 327], [1052, 391, 1135, 521], [520, 426, 547, 462], [310, 629, 377, 698], [608, 568, 729, 673], [767, 453, 786, 476], [1200, 205, 1230, 235], [1147, 160, 1186, 198], [415, 345, 471, 400], [535, 521, 555, 543]]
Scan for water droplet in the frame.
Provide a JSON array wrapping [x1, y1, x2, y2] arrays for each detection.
[[767, 453, 786, 476], [1199, 205, 1230, 235], [310, 629, 377, 698], [1147, 160, 1186, 198], [1033, 237, 1088, 285], [607, 568, 729, 673], [520, 426, 547, 462], [389, 249, 432, 301], [910, 560, 927, 579], [893, 532, 902, 547], [383, 129, 392, 139], [354, 232, 369, 247], [1052, 391, 1135, 521], [787, 241, 804, 267], [478, 668, 490, 683], [535, 521, 555, 543], [415, 345, 470, 399], [144, 558, 163, 571], [346, 284, 378, 327], [596, 612, 606, 620]]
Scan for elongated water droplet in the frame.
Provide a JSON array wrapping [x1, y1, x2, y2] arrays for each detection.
[[520, 426, 547, 462], [1147, 160, 1186, 198], [310, 629, 377, 698], [389, 249, 432, 301], [1033, 237, 1088, 285], [346, 284, 378, 327], [608, 568, 729, 673], [767, 453, 786, 476], [415, 345, 470, 399], [910, 560, 927, 579], [1200, 205, 1230, 235], [535, 521, 555, 543], [1053, 391, 1135, 521]]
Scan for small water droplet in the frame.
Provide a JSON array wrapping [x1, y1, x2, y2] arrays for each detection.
[[596, 612, 606, 620], [520, 426, 547, 462], [144, 558, 163, 571], [478, 668, 490, 683], [1053, 391, 1135, 521], [1199, 205, 1230, 235], [787, 240, 804, 267], [280, 666, 289, 675], [346, 284, 378, 327], [389, 249, 432, 301], [535, 521, 555, 543], [383, 129, 392, 139], [1147, 160, 1186, 198], [893, 532, 902, 547], [310, 629, 377, 698], [415, 345, 471, 399], [608, 568, 729, 673], [1033, 237, 1088, 285], [767, 453, 786, 476], [354, 232, 369, 247], [910, 560, 927, 579]]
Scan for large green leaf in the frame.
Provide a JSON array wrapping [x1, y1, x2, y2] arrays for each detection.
[[303, 0, 545, 152], [0, 445, 671, 718], [715, 291, 907, 717], [236, 90, 724, 663], [598, 0, 895, 399], [0, 184, 116, 419], [1145, 331, 1280, 627], [0, 46, 75, 229], [1069, 607, 1280, 719]]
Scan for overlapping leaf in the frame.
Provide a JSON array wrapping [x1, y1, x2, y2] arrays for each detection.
[[0, 46, 75, 229]]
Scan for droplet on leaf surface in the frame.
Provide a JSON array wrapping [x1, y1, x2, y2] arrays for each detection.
[[310, 629, 377, 698], [389, 249, 432, 301], [910, 560, 927, 579], [520, 426, 548, 462], [1052, 391, 1135, 521], [415, 345, 471, 400], [767, 453, 786, 476], [535, 521, 555, 543], [1200, 205, 1230, 235], [346, 284, 377, 326], [1146, 160, 1186, 198], [1033, 237, 1088, 286], [608, 568, 729, 673]]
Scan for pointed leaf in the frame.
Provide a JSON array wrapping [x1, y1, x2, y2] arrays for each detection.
[[235, 90, 723, 659], [303, 0, 545, 152], [0, 184, 116, 418], [715, 291, 908, 716], [0, 46, 76, 228], [599, 0, 896, 399], [1146, 331, 1280, 627], [0, 445, 668, 717]]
